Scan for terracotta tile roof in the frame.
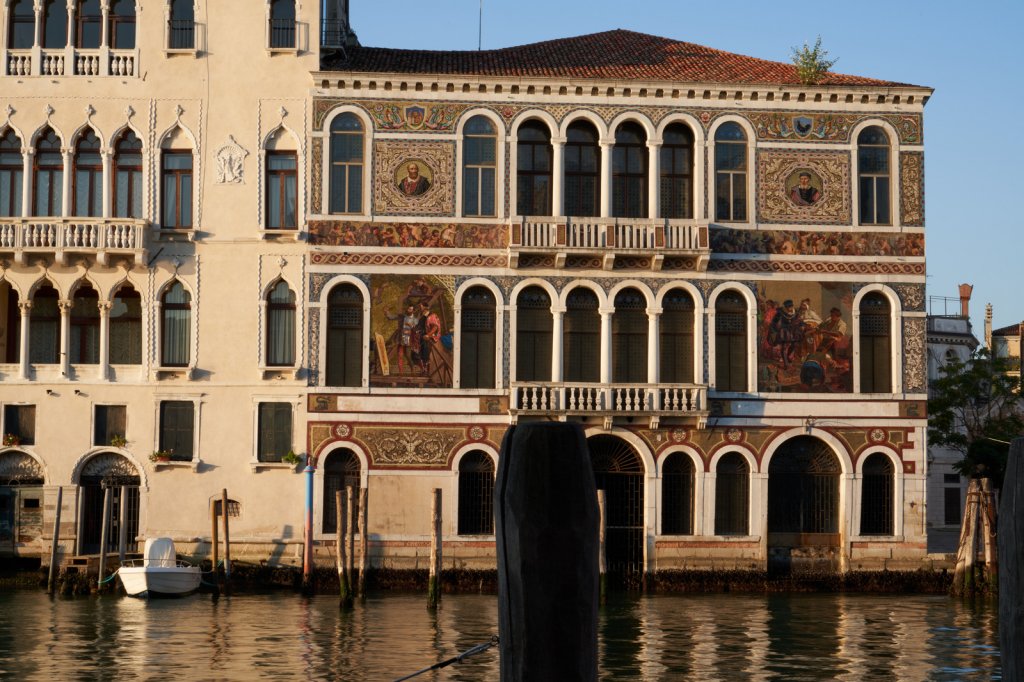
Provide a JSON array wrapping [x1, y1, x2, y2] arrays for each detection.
[[322, 29, 915, 87], [992, 322, 1023, 337]]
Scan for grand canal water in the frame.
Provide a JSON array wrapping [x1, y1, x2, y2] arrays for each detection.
[[0, 590, 1001, 680]]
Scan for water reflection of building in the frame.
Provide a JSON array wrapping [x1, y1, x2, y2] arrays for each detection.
[[0, 2, 933, 577]]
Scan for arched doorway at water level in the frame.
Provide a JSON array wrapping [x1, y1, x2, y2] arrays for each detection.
[[0, 451, 45, 555], [78, 453, 141, 555], [587, 435, 644, 588]]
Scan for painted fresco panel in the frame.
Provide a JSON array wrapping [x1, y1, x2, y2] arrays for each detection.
[[369, 274, 455, 388], [757, 282, 854, 393]]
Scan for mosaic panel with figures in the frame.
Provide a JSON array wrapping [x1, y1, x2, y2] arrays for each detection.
[[710, 228, 924, 257], [757, 150, 850, 224], [373, 141, 455, 216], [308, 221, 507, 249]]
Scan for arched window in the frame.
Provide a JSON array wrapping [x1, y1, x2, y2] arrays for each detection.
[[768, 437, 841, 535], [612, 122, 647, 218], [168, 0, 195, 50], [266, 281, 296, 367], [41, 0, 68, 49], [269, 0, 296, 49], [73, 129, 102, 217], [460, 286, 496, 389], [29, 284, 59, 364], [515, 286, 552, 381], [660, 123, 694, 219], [323, 448, 360, 534], [662, 453, 694, 535], [0, 282, 20, 363], [660, 289, 695, 383], [858, 126, 890, 225], [113, 130, 142, 218], [161, 141, 193, 230], [861, 453, 894, 535], [462, 116, 496, 217], [564, 287, 599, 382], [33, 128, 63, 217], [516, 120, 552, 216], [326, 284, 363, 387], [266, 130, 298, 229], [0, 129, 23, 218], [76, 0, 101, 49], [160, 281, 191, 367], [458, 451, 495, 535], [329, 113, 363, 215], [715, 290, 747, 392], [714, 122, 747, 222], [859, 292, 892, 393], [108, 0, 136, 49], [70, 284, 99, 364], [110, 284, 141, 365], [8, 0, 35, 49], [612, 288, 647, 382], [715, 453, 749, 536], [564, 121, 599, 218]]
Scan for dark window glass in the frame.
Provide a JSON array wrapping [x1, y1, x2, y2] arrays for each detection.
[[2, 284, 21, 363], [159, 400, 194, 460], [715, 453, 749, 535], [110, 285, 141, 364], [113, 131, 143, 218], [41, 0, 68, 49], [329, 114, 363, 214], [714, 122, 747, 222], [564, 121, 599, 218], [767, 437, 841, 535], [460, 286, 496, 389], [69, 285, 99, 364], [458, 451, 495, 535], [34, 128, 63, 217], [516, 120, 552, 216], [108, 0, 136, 49], [161, 150, 193, 229], [3, 404, 35, 445], [326, 284, 363, 387], [8, 0, 35, 49], [29, 284, 59, 364], [161, 281, 190, 367], [612, 288, 647, 382], [857, 126, 890, 225], [564, 287, 599, 382], [660, 123, 694, 219], [612, 122, 647, 218], [269, 0, 296, 48], [266, 281, 296, 366], [662, 453, 694, 535], [859, 292, 891, 392], [93, 405, 127, 447], [266, 151, 297, 228], [660, 290, 695, 383], [0, 129, 23, 218], [257, 402, 292, 462], [860, 454, 894, 535], [73, 130, 102, 217], [322, 449, 360, 534], [715, 290, 747, 391], [462, 116, 496, 217], [168, 0, 195, 49], [944, 486, 961, 526], [515, 286, 552, 381], [76, 0, 101, 49]]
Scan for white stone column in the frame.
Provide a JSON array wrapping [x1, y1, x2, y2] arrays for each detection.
[[60, 149, 72, 216], [647, 140, 661, 219], [452, 303, 462, 388], [694, 138, 707, 221], [599, 139, 613, 217], [98, 299, 110, 380], [31, 1, 42, 76], [64, 0, 76, 74], [551, 136, 565, 217], [101, 149, 112, 217], [599, 308, 612, 384], [58, 297, 71, 376], [647, 307, 661, 410], [18, 300, 31, 379], [21, 149, 32, 217], [550, 306, 564, 382]]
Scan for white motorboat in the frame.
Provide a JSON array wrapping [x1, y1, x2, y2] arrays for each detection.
[[117, 537, 202, 597]]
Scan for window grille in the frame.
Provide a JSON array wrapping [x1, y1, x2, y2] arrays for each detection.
[[326, 284, 363, 387], [715, 452, 749, 535], [860, 453, 894, 535], [323, 449, 360, 534], [662, 453, 694, 535], [589, 436, 645, 582], [458, 451, 495, 535], [767, 437, 841, 534]]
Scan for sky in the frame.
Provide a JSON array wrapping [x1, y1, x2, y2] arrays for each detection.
[[349, 0, 1023, 340]]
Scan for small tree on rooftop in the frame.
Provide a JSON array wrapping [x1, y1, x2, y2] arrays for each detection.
[[791, 36, 837, 85]]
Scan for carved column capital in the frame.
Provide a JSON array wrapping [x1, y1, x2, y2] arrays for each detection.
[[58, 298, 73, 313], [18, 301, 32, 315]]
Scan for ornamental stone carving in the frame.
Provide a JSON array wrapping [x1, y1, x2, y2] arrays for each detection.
[[893, 284, 926, 312], [902, 317, 927, 393], [0, 451, 44, 482], [215, 136, 249, 184], [900, 151, 925, 227], [80, 452, 139, 483], [358, 427, 463, 467]]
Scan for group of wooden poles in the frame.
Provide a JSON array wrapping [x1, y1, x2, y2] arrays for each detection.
[[335, 486, 369, 608], [951, 478, 998, 596]]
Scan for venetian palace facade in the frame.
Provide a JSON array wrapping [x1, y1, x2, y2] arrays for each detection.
[[0, 1, 932, 578]]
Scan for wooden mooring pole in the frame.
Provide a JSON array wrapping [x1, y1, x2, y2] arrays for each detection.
[[597, 489, 607, 606], [47, 487, 63, 595], [97, 487, 112, 591], [211, 498, 219, 575], [337, 489, 352, 608], [357, 488, 368, 599], [427, 488, 442, 609], [221, 489, 232, 590], [346, 487, 355, 595], [999, 438, 1024, 680]]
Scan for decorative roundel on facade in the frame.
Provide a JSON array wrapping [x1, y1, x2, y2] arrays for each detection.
[[671, 428, 687, 444], [468, 426, 485, 441], [333, 424, 351, 439], [869, 428, 887, 444], [725, 428, 743, 443]]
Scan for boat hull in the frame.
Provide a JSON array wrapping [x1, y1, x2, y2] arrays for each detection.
[[118, 566, 202, 598]]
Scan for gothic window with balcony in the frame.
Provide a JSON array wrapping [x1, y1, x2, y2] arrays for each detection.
[[329, 113, 363, 214], [108, 0, 136, 49], [714, 452, 749, 536], [8, 0, 35, 49], [860, 453, 894, 535], [660, 289, 695, 384], [462, 116, 496, 217], [564, 287, 599, 382], [661, 453, 694, 535], [458, 451, 495, 535], [76, 0, 101, 49], [564, 121, 599, 218], [160, 150, 192, 229], [515, 120, 552, 216], [113, 130, 142, 218], [29, 283, 59, 364], [858, 126, 890, 225], [612, 122, 647, 218], [0, 130, 23, 218], [265, 281, 295, 367], [168, 0, 195, 50], [266, 150, 297, 229], [269, 0, 296, 49], [715, 290, 748, 392], [110, 284, 141, 365], [326, 283, 363, 387], [33, 128, 63, 217], [660, 123, 694, 219], [714, 122, 747, 222], [70, 284, 99, 364], [859, 292, 892, 393], [515, 286, 552, 382], [41, 0, 68, 49], [73, 129, 102, 217], [460, 286, 496, 389], [257, 402, 292, 462], [612, 288, 647, 383], [160, 281, 191, 367], [158, 400, 194, 461]]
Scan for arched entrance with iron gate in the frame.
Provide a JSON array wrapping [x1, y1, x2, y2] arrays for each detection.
[[322, 447, 361, 534], [78, 453, 141, 555], [587, 435, 645, 587], [767, 436, 842, 573], [0, 451, 45, 555]]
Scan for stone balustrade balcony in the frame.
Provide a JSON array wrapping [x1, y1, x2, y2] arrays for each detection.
[[0, 218, 147, 266], [4, 47, 138, 77], [511, 381, 708, 428]]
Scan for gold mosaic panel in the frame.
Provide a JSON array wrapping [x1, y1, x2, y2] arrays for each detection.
[[900, 151, 924, 226], [757, 150, 850, 225], [373, 140, 455, 216]]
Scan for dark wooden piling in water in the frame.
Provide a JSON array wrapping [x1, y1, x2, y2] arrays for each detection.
[[346, 487, 355, 592], [118, 486, 128, 562], [97, 487, 112, 591], [357, 488, 368, 599], [221, 489, 232, 589], [999, 438, 1024, 679], [597, 489, 607, 606], [46, 486, 62, 595], [427, 488, 442, 608], [496, 422, 598, 681], [211, 498, 219, 573], [337, 489, 352, 608]]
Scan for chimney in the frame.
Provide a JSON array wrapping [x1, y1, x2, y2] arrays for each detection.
[[985, 303, 993, 349], [958, 283, 973, 318]]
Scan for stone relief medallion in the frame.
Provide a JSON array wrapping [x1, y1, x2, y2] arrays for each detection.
[[671, 428, 687, 443], [373, 141, 455, 216], [468, 426, 485, 441], [758, 150, 850, 225], [333, 424, 351, 439], [725, 428, 743, 443], [215, 135, 249, 184], [869, 428, 887, 444]]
